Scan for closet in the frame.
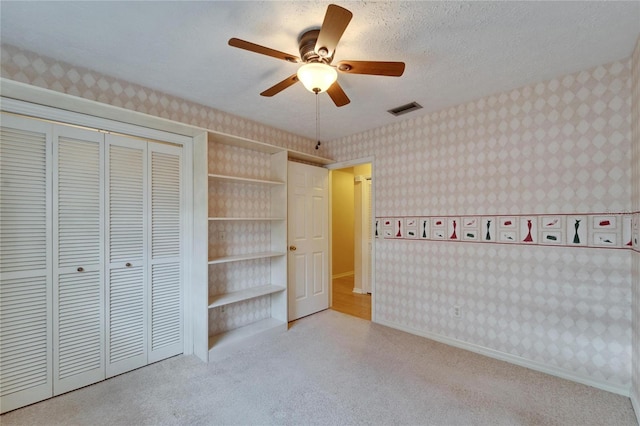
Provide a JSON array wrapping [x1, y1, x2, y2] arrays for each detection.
[[0, 112, 184, 413]]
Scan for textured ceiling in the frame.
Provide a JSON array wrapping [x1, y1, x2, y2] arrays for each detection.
[[1, 1, 639, 141]]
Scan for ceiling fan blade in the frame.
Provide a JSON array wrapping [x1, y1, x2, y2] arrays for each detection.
[[315, 4, 353, 58], [336, 60, 406, 77], [260, 74, 299, 97], [327, 81, 350, 107], [229, 38, 300, 63]]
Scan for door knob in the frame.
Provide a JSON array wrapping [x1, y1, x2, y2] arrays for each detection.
[[289, 245, 297, 251], [126, 262, 132, 267], [77, 267, 84, 272]]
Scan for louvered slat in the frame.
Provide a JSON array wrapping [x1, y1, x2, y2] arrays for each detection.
[[0, 116, 53, 413], [109, 145, 144, 263], [109, 267, 145, 363], [148, 145, 182, 362], [151, 263, 181, 351], [56, 271, 101, 380], [106, 138, 147, 377], [57, 137, 101, 268], [0, 277, 49, 396], [0, 127, 48, 273], [53, 127, 104, 396], [151, 152, 181, 260]]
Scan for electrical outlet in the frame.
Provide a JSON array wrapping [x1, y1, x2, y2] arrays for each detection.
[[452, 305, 461, 319]]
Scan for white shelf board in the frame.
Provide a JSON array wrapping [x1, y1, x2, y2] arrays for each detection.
[[208, 173, 284, 186], [208, 131, 284, 154], [208, 251, 286, 265], [288, 149, 334, 166], [208, 284, 286, 308], [208, 318, 287, 361], [208, 217, 285, 221]]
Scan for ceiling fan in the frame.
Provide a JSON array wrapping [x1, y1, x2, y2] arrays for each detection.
[[228, 4, 405, 107]]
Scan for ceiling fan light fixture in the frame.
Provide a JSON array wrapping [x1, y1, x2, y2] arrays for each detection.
[[297, 62, 337, 94]]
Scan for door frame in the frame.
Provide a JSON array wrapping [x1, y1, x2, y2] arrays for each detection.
[[326, 156, 376, 321]]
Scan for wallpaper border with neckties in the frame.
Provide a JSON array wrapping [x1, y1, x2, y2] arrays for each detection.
[[376, 212, 640, 251]]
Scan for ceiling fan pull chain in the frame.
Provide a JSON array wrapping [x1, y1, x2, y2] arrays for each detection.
[[315, 93, 321, 150]]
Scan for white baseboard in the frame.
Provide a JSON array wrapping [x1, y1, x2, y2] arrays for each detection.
[[375, 319, 630, 397], [631, 387, 640, 426], [332, 271, 354, 279]]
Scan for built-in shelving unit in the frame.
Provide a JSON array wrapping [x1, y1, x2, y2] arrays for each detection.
[[205, 132, 287, 361], [193, 130, 332, 362]]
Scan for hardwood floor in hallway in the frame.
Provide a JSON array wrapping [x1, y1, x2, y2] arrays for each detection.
[[331, 275, 371, 321]]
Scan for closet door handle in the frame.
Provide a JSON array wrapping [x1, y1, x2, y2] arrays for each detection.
[[289, 246, 297, 251], [126, 262, 132, 267], [77, 267, 84, 272]]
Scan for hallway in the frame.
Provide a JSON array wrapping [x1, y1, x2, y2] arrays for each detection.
[[331, 275, 371, 321]]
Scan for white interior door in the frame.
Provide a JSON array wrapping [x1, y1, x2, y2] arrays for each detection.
[[287, 161, 329, 321]]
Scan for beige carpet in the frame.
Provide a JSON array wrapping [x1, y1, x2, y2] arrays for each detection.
[[2, 310, 637, 425]]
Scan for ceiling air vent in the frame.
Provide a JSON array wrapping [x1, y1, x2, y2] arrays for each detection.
[[387, 101, 423, 117]]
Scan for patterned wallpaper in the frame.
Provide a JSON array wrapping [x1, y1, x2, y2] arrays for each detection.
[[208, 296, 270, 335], [208, 142, 272, 180], [209, 259, 271, 296], [631, 36, 640, 410], [0, 43, 317, 155], [328, 60, 631, 216], [327, 59, 634, 391]]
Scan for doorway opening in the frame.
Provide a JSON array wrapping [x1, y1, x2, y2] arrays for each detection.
[[329, 161, 373, 321]]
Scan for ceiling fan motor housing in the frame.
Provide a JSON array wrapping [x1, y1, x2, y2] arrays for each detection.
[[299, 29, 332, 64]]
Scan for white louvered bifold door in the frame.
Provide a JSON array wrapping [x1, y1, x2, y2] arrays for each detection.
[[105, 135, 147, 378], [52, 125, 105, 395], [147, 143, 183, 362], [0, 114, 53, 413]]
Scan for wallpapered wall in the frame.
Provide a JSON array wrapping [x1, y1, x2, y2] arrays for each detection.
[[326, 59, 634, 391], [631, 36, 640, 411]]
